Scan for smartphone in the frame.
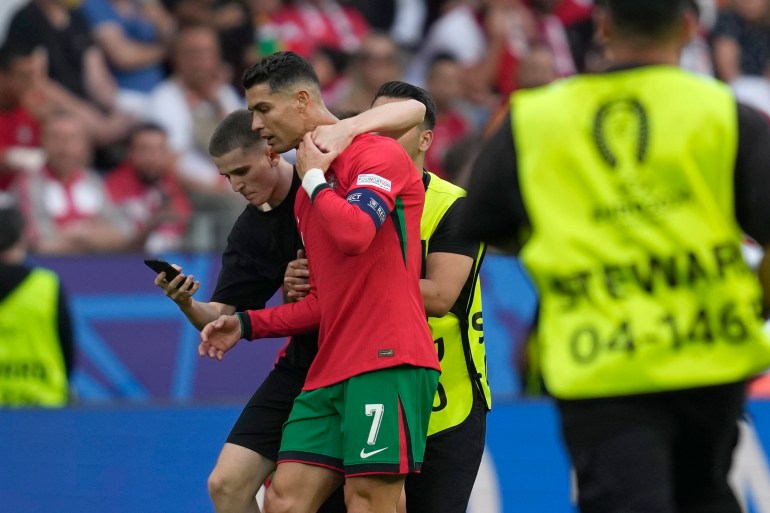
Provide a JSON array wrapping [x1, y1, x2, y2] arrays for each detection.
[[144, 258, 182, 283]]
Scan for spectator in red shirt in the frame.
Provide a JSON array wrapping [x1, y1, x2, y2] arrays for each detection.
[[425, 53, 471, 180], [15, 111, 133, 254], [0, 44, 44, 191], [105, 123, 192, 254], [269, 0, 370, 58]]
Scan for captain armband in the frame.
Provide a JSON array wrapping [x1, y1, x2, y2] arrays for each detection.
[[345, 188, 391, 231]]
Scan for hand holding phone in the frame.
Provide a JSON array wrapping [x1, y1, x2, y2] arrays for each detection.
[[144, 258, 182, 283]]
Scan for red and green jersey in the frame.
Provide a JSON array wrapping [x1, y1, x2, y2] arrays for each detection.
[[243, 134, 439, 390]]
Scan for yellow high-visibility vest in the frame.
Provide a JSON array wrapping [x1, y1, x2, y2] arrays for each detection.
[[514, 66, 770, 399]]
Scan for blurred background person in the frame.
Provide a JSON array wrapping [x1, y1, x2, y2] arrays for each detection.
[[0, 43, 45, 192], [79, 0, 177, 116], [15, 111, 133, 255], [5, 0, 118, 111], [424, 52, 472, 180], [712, 0, 770, 115], [330, 31, 403, 115], [711, 0, 770, 83], [0, 193, 74, 407], [104, 123, 192, 254], [144, 23, 245, 250], [162, 0, 252, 90], [406, 0, 487, 87]]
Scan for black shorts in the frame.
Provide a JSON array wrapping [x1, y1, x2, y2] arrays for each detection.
[[558, 381, 747, 513], [404, 389, 488, 513], [226, 359, 307, 461]]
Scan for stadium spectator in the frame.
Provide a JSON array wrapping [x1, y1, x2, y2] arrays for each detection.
[[424, 53, 471, 180], [459, 1, 770, 512], [347, 0, 427, 50], [406, 0, 487, 87], [711, 0, 770, 82], [145, 23, 244, 250], [0, 43, 44, 191], [163, 0, 252, 90], [104, 123, 191, 254], [0, 193, 75, 407], [16, 112, 132, 254], [3, 1, 136, 151], [6, 0, 119, 112], [268, 0, 370, 58], [330, 32, 403, 115], [199, 51, 439, 513], [79, 0, 177, 116]]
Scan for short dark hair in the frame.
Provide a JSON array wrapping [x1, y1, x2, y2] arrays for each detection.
[[241, 51, 320, 93], [603, 0, 691, 39], [209, 109, 265, 157], [0, 42, 35, 73], [428, 51, 458, 72], [126, 122, 166, 146], [374, 81, 437, 130], [0, 194, 24, 252]]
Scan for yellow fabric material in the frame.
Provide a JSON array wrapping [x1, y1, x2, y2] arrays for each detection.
[[0, 268, 68, 406], [514, 66, 770, 399], [422, 172, 489, 435]]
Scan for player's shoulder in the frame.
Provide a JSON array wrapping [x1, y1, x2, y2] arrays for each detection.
[[426, 171, 466, 198], [346, 133, 405, 155]]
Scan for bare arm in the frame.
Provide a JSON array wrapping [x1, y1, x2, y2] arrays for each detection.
[[712, 36, 741, 83], [312, 99, 426, 153], [83, 47, 118, 110], [154, 267, 236, 330], [92, 23, 167, 71], [420, 252, 474, 317]]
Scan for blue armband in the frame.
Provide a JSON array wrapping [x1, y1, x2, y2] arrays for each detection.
[[346, 188, 391, 231]]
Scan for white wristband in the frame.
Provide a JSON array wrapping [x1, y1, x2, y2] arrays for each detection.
[[302, 168, 328, 197]]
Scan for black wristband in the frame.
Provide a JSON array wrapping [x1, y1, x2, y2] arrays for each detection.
[[236, 311, 252, 340]]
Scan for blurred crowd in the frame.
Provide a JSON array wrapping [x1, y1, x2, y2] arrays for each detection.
[[0, 0, 767, 255]]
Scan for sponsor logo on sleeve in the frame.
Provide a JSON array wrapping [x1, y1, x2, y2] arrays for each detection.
[[356, 174, 392, 192], [367, 198, 387, 224]]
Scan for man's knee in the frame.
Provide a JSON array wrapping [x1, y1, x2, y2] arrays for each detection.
[[208, 461, 258, 502], [264, 482, 295, 513], [208, 465, 235, 499]]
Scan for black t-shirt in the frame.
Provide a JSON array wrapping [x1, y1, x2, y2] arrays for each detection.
[[423, 172, 482, 319], [459, 102, 770, 249], [7, 2, 94, 100], [210, 172, 318, 371]]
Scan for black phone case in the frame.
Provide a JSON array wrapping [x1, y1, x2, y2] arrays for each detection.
[[144, 259, 181, 281]]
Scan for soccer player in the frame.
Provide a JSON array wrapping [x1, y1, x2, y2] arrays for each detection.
[[153, 99, 427, 513], [459, 1, 770, 512], [199, 51, 440, 513], [287, 81, 489, 513]]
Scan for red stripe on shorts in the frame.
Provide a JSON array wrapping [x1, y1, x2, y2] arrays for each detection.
[[397, 398, 408, 474]]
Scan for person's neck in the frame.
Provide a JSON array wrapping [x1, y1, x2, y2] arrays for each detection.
[[414, 154, 426, 172], [38, 0, 69, 28], [266, 159, 295, 208], [0, 244, 26, 265], [306, 107, 339, 132], [607, 41, 681, 68]]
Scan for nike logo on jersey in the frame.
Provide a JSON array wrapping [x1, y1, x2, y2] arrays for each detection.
[[359, 447, 388, 459]]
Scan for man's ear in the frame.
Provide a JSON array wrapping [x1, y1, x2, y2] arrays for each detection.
[[679, 8, 699, 46], [267, 148, 281, 166], [419, 129, 434, 153], [296, 89, 310, 112], [594, 5, 611, 46]]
